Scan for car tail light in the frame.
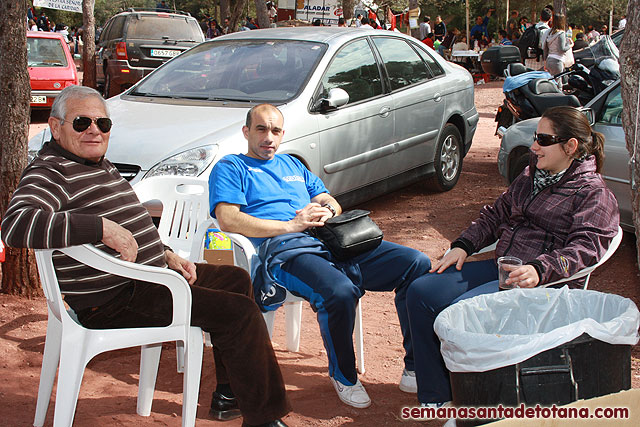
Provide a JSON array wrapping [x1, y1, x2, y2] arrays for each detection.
[[116, 42, 128, 60]]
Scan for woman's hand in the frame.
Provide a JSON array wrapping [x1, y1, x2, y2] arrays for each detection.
[[505, 264, 539, 288], [430, 247, 468, 273]]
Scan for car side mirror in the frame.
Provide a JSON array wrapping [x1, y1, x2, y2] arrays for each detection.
[[314, 88, 349, 112], [581, 107, 595, 125]]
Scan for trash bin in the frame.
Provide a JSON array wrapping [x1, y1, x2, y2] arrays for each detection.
[[434, 287, 640, 426]]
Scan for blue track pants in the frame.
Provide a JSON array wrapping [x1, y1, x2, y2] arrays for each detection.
[[273, 240, 431, 386]]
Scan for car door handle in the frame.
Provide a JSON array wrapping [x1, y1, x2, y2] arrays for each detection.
[[434, 93, 442, 102], [379, 106, 391, 118]]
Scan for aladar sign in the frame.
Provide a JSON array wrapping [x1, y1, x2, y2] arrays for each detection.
[[296, 0, 342, 25], [33, 0, 82, 13]]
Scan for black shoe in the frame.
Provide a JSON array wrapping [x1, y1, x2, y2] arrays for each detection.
[[209, 391, 241, 421], [241, 419, 288, 427]]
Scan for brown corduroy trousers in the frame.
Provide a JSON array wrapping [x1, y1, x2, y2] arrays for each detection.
[[76, 263, 291, 425]]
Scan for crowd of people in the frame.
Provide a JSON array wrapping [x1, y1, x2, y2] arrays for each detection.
[[26, 7, 84, 55]]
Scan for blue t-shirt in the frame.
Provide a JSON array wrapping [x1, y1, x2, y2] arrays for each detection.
[[209, 154, 328, 244]]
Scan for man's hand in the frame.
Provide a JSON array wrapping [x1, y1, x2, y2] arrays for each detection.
[[505, 265, 539, 288], [102, 218, 138, 262], [165, 250, 197, 285], [289, 203, 333, 232], [430, 247, 468, 273]]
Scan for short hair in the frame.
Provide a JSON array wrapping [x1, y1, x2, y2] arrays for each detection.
[[576, 32, 585, 40], [540, 8, 552, 22], [245, 104, 284, 128], [361, 17, 369, 25], [51, 85, 108, 120]]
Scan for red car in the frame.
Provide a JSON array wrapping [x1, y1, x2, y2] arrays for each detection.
[[27, 31, 78, 108]]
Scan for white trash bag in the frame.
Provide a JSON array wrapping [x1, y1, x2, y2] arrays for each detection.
[[434, 286, 640, 373]]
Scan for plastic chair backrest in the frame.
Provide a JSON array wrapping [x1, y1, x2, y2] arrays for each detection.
[[134, 177, 211, 259]]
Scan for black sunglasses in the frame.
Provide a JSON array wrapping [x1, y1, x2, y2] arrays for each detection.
[[61, 116, 112, 133], [533, 132, 569, 147]]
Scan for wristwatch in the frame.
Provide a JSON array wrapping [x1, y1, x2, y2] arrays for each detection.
[[322, 203, 337, 217]]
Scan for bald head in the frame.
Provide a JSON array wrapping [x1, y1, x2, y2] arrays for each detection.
[[245, 104, 284, 129]]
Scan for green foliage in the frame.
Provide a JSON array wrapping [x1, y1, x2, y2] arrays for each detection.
[[32, 0, 629, 32]]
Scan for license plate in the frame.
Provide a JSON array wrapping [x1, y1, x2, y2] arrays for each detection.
[[151, 49, 181, 58], [31, 96, 47, 104]]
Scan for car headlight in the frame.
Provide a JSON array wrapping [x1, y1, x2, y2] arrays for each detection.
[[144, 145, 218, 178]]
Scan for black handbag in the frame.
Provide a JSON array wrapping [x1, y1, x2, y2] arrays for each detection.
[[310, 209, 383, 260]]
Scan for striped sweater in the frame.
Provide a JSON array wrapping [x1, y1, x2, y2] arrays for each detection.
[[2, 141, 167, 310]]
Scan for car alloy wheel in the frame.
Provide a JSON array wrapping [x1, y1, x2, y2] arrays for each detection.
[[427, 123, 463, 192]]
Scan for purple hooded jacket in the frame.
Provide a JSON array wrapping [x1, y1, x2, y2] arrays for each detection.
[[452, 155, 619, 285]]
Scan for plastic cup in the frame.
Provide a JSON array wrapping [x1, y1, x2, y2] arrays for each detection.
[[498, 256, 523, 290]]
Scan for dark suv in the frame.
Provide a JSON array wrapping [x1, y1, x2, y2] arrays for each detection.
[[97, 8, 204, 97]]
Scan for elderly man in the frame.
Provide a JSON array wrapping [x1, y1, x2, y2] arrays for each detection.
[[209, 104, 432, 409], [1, 86, 290, 427]]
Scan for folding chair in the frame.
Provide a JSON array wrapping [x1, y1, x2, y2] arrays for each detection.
[[33, 244, 203, 427]]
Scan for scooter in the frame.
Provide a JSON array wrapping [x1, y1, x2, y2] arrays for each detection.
[[494, 59, 619, 134], [494, 64, 580, 134]]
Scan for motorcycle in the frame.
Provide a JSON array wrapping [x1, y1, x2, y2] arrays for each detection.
[[494, 57, 619, 134]]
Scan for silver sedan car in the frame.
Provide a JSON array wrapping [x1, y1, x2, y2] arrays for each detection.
[[30, 27, 478, 207], [497, 80, 633, 231]]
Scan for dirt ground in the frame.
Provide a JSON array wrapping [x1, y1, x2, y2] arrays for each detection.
[[1, 81, 638, 427]]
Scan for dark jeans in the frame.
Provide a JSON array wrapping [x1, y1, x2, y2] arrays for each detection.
[[406, 259, 498, 404], [76, 263, 291, 425]]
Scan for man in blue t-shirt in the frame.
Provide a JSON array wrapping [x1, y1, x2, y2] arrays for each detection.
[[470, 8, 494, 42], [210, 104, 432, 410]]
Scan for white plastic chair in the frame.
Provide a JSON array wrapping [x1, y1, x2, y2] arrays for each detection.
[[134, 176, 365, 374], [474, 226, 624, 289], [33, 244, 203, 427]]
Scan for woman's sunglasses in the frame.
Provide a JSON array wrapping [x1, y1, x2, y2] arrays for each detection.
[[533, 132, 569, 147], [61, 116, 113, 133]]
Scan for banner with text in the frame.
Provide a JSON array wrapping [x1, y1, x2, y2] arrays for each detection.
[[296, 0, 342, 26], [33, 0, 82, 14]]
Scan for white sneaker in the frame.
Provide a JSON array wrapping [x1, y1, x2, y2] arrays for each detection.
[[399, 369, 417, 393], [330, 377, 372, 408], [420, 401, 452, 408]]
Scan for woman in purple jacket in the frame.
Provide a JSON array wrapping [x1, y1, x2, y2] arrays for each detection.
[[402, 106, 619, 407]]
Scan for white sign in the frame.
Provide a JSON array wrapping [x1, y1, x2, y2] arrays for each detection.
[[33, 0, 82, 14], [297, 0, 342, 25]]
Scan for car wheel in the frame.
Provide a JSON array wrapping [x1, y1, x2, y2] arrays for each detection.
[[509, 149, 530, 183], [427, 124, 463, 192]]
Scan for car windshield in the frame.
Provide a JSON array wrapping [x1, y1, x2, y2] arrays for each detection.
[[611, 30, 624, 48], [130, 39, 326, 102], [27, 37, 68, 67], [127, 15, 204, 41]]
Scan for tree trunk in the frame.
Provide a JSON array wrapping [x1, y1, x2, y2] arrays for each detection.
[[619, 0, 640, 267], [220, 0, 230, 21], [409, 0, 420, 39], [82, 0, 97, 89], [228, 0, 248, 33], [0, 0, 41, 297], [553, 0, 567, 17], [255, 0, 269, 28], [342, 0, 354, 20]]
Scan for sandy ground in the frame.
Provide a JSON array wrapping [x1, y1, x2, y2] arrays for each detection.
[[1, 81, 638, 427]]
